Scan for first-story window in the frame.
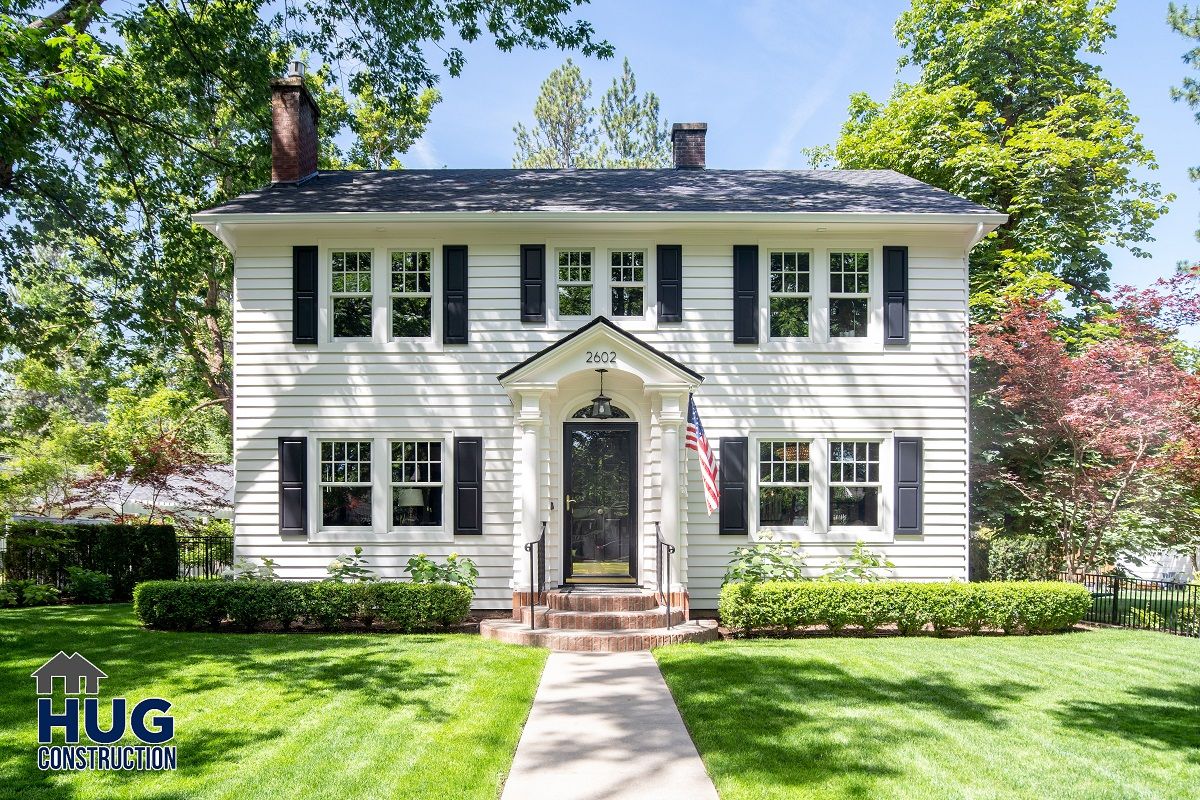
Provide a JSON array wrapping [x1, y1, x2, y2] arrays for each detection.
[[391, 250, 432, 338], [609, 250, 645, 317], [391, 440, 443, 526], [320, 440, 372, 526], [769, 251, 811, 338], [331, 251, 373, 338], [558, 250, 593, 316], [829, 251, 870, 338], [758, 440, 811, 526], [829, 441, 879, 526]]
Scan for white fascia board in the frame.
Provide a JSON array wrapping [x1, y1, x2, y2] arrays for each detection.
[[193, 210, 1009, 228]]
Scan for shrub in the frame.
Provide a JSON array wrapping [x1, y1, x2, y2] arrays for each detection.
[[16, 581, 62, 606], [404, 553, 479, 589], [1125, 607, 1165, 629], [2, 522, 177, 599], [0, 584, 17, 607], [986, 536, 1060, 582], [822, 541, 895, 583], [65, 567, 113, 604], [723, 536, 808, 585], [132, 579, 472, 632], [1175, 606, 1200, 637], [325, 547, 377, 583], [719, 580, 1092, 636]]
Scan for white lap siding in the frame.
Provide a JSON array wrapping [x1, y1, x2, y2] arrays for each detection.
[[231, 226, 969, 609]]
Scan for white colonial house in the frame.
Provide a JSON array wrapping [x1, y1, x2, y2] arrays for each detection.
[[195, 68, 1005, 648]]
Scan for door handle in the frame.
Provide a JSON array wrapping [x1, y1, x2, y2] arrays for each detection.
[[565, 494, 576, 511]]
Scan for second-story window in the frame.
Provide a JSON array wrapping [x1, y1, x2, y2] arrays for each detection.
[[610, 250, 645, 317], [391, 250, 433, 338], [829, 251, 870, 338], [769, 251, 811, 338], [331, 251, 373, 338], [558, 250, 593, 316]]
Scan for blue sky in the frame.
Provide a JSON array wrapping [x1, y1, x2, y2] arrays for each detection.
[[405, 0, 1199, 292]]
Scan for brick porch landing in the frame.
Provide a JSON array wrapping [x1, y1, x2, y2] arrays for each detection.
[[480, 589, 719, 651]]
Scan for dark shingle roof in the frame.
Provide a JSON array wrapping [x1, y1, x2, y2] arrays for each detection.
[[199, 169, 1000, 216]]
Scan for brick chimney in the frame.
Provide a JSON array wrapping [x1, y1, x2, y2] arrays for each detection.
[[671, 122, 707, 169], [270, 62, 320, 184]]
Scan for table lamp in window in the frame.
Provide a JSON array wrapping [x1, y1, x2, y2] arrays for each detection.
[[396, 488, 425, 525]]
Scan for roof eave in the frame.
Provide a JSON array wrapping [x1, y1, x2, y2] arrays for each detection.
[[194, 209, 1008, 228]]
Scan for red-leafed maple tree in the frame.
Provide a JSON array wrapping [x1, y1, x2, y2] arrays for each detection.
[[972, 274, 1200, 575]]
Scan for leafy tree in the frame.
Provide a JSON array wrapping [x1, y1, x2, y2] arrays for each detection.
[[811, 0, 1170, 303], [971, 274, 1200, 574], [514, 57, 669, 168], [1170, 2, 1200, 239], [1, 0, 611, 422], [513, 58, 601, 167]]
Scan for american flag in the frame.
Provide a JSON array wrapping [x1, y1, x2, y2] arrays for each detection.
[[686, 394, 719, 514]]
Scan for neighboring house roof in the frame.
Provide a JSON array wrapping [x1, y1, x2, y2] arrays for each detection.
[[197, 169, 1003, 217]]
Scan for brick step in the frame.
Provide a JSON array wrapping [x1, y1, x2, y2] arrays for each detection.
[[545, 589, 659, 612], [520, 606, 686, 630], [480, 618, 719, 652]]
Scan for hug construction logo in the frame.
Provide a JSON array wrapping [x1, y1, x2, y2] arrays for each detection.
[[31, 651, 177, 772]]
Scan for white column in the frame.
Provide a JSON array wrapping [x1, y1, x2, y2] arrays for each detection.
[[512, 391, 543, 589], [659, 393, 685, 591]]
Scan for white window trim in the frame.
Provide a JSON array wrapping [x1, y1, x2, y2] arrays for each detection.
[[764, 249, 815, 344], [756, 239, 884, 351], [328, 250, 375, 342], [316, 438, 375, 533], [828, 249, 873, 341], [607, 248, 650, 321], [828, 439, 885, 534], [307, 430, 455, 543], [547, 240, 658, 330], [755, 438, 813, 532], [388, 248, 436, 342], [555, 248, 596, 320], [317, 238, 444, 353], [749, 431, 894, 543], [388, 437, 447, 533]]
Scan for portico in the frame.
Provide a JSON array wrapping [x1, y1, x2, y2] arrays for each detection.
[[498, 317, 703, 604]]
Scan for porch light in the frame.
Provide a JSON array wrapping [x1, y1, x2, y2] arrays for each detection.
[[590, 368, 613, 419]]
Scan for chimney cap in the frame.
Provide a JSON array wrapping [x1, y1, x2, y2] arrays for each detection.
[[671, 122, 708, 132], [288, 60, 305, 78]]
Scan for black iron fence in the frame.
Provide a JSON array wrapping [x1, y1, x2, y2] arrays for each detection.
[[177, 534, 234, 580], [1059, 571, 1199, 637]]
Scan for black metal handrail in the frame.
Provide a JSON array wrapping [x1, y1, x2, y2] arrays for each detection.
[[523, 522, 547, 630], [655, 522, 676, 630]]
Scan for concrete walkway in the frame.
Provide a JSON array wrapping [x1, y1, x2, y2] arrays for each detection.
[[501, 651, 719, 800]]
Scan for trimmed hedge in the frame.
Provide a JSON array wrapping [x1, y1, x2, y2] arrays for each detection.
[[3, 522, 177, 600], [132, 580, 472, 632], [718, 581, 1093, 636]]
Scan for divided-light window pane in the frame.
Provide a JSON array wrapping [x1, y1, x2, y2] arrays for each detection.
[[769, 251, 811, 338], [331, 251, 373, 338], [829, 441, 880, 527], [829, 251, 870, 338], [390, 251, 433, 338], [758, 440, 811, 527], [391, 440, 443, 527], [320, 440, 372, 527], [610, 250, 645, 317], [558, 250, 593, 316]]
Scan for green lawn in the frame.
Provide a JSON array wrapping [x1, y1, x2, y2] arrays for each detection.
[[656, 630, 1200, 800], [1, 604, 546, 800]]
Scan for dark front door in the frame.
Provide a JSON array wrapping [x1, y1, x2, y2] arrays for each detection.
[[564, 422, 638, 584]]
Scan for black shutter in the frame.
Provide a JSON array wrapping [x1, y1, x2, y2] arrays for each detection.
[[732, 245, 758, 344], [657, 244, 683, 323], [443, 245, 469, 345], [520, 245, 546, 323], [453, 437, 484, 535], [895, 437, 923, 534], [292, 246, 318, 344], [278, 437, 308, 536], [883, 246, 909, 345], [718, 437, 749, 534]]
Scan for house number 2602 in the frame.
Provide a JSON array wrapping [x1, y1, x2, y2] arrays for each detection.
[[585, 351, 617, 364]]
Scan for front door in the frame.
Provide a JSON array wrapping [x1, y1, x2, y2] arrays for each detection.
[[563, 422, 638, 584]]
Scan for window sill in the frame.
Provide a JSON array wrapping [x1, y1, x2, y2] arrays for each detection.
[[309, 527, 451, 544], [317, 340, 445, 354]]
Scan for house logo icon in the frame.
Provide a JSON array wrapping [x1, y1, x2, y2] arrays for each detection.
[[30, 651, 108, 695]]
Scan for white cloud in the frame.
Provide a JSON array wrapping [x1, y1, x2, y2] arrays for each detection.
[[406, 138, 441, 169]]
